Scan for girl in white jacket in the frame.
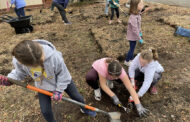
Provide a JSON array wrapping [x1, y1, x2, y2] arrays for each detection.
[[128, 48, 164, 98]]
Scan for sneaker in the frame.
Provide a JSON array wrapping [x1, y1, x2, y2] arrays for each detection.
[[105, 13, 109, 18], [124, 60, 131, 66], [94, 88, 101, 101], [64, 22, 72, 25], [150, 86, 158, 94], [107, 80, 114, 89], [117, 19, 122, 23], [80, 108, 97, 117], [109, 20, 112, 25]]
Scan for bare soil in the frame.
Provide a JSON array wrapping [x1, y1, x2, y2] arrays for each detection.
[[0, 2, 190, 122]]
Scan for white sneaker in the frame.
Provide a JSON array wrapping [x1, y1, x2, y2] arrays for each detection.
[[124, 61, 131, 66], [107, 80, 114, 89], [94, 88, 101, 101]]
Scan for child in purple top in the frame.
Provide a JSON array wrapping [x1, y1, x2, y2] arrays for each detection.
[[124, 0, 144, 66]]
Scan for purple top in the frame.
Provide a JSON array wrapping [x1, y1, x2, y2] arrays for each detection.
[[126, 14, 142, 41]]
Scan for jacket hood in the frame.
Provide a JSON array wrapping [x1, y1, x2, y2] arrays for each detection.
[[34, 39, 56, 61]]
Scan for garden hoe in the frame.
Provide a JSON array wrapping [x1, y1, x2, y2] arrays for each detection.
[[5, 76, 122, 122]]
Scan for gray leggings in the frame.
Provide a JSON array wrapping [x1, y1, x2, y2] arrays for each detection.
[[135, 69, 162, 86]]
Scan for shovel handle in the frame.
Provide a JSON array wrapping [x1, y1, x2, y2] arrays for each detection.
[[85, 105, 96, 111], [27, 85, 53, 96], [6, 76, 108, 114]]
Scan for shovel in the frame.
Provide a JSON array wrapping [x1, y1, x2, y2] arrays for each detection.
[[6, 77, 122, 122]]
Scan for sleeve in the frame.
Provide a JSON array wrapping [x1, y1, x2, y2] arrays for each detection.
[[11, 0, 15, 5], [55, 54, 72, 92], [129, 16, 141, 40], [138, 67, 156, 97], [128, 54, 140, 79], [119, 68, 128, 80], [7, 58, 27, 81]]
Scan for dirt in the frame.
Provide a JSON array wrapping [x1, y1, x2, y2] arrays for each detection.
[[0, 1, 190, 122]]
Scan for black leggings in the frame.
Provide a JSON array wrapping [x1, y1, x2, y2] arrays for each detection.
[[134, 69, 162, 86], [86, 68, 122, 90], [110, 8, 120, 20]]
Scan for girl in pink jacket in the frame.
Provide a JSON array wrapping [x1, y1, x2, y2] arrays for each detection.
[[124, 0, 144, 66]]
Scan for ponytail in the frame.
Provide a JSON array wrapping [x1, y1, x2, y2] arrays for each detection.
[[151, 48, 159, 60]]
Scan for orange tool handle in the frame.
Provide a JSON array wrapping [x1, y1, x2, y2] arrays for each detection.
[[27, 85, 53, 97], [84, 105, 96, 111]]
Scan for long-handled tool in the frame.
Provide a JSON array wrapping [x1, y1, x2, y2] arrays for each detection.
[[6, 77, 121, 122]]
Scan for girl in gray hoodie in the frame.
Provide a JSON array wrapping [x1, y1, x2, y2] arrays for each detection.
[[0, 40, 96, 122], [128, 48, 164, 101]]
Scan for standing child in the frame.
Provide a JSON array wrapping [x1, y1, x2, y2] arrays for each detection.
[[105, 0, 109, 17], [52, 0, 71, 25], [124, 0, 144, 66], [11, 0, 26, 17], [0, 40, 96, 122], [109, 0, 122, 24], [128, 48, 164, 100]]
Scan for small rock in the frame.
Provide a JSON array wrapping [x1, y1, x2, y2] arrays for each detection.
[[171, 115, 175, 118]]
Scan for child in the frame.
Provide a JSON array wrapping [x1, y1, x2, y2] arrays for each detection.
[[109, 0, 122, 24], [11, 0, 26, 17], [174, 26, 190, 38], [128, 48, 164, 99], [124, 0, 144, 66], [0, 40, 96, 122], [86, 58, 149, 117], [51, 0, 71, 25], [105, 0, 109, 17]]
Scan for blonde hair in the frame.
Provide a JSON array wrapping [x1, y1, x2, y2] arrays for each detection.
[[129, 0, 141, 15], [140, 48, 158, 62]]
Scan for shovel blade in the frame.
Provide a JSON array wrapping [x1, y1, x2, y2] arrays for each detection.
[[108, 112, 121, 122]]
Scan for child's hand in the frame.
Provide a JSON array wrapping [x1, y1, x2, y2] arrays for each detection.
[[0, 76, 12, 86], [139, 39, 143, 44], [51, 91, 63, 101]]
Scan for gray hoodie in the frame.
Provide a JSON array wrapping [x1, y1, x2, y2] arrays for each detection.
[[129, 53, 164, 97], [8, 40, 72, 92]]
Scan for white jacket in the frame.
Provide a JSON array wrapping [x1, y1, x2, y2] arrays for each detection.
[[129, 54, 164, 97]]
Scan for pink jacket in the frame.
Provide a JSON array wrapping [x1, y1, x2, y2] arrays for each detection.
[[126, 14, 142, 41]]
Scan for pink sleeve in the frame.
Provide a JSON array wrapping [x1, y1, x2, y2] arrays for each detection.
[[119, 68, 128, 79]]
